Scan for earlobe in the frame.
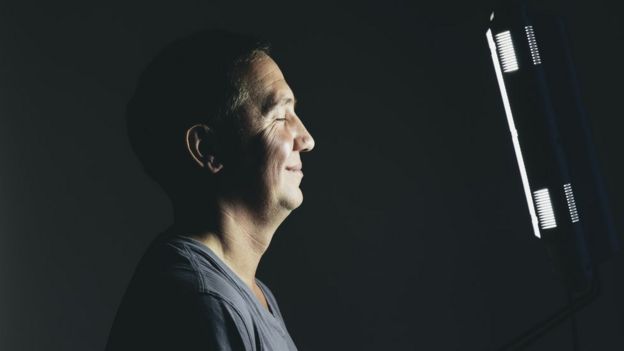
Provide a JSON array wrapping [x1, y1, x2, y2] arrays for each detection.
[[205, 155, 223, 173], [185, 124, 223, 174]]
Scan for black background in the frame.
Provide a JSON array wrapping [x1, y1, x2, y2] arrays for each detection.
[[1, 0, 623, 350]]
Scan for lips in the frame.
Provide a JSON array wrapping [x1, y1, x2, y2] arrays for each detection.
[[285, 164, 303, 178]]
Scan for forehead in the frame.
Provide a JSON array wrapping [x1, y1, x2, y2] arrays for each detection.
[[245, 55, 294, 106]]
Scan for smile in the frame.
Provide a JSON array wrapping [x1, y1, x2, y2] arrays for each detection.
[[285, 162, 303, 178]]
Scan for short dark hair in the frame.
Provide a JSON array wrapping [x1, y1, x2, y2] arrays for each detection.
[[126, 29, 270, 197]]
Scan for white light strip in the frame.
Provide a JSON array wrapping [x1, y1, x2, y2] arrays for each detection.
[[563, 183, 580, 223], [533, 188, 558, 229], [525, 26, 542, 65], [494, 31, 519, 73], [487, 29, 541, 238]]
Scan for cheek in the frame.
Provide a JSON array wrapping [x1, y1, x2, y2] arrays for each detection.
[[263, 129, 293, 181]]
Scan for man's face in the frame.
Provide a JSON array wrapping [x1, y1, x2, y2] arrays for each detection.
[[233, 54, 315, 213]]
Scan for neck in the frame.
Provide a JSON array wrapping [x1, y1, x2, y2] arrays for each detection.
[[172, 197, 289, 290]]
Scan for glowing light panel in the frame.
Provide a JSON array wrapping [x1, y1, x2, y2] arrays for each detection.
[[487, 29, 541, 238], [534, 188, 557, 230], [564, 183, 580, 223], [495, 30, 519, 73], [525, 26, 542, 65]]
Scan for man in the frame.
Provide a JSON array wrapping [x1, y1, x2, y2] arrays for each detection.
[[105, 29, 314, 351]]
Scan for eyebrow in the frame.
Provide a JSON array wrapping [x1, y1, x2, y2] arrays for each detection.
[[261, 93, 297, 114]]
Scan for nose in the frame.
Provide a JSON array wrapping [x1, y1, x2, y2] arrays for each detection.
[[293, 117, 314, 152], [293, 116, 315, 152]]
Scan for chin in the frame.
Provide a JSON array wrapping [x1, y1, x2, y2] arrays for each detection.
[[279, 190, 304, 211]]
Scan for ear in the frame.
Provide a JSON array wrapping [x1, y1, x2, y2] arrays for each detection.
[[185, 124, 224, 174]]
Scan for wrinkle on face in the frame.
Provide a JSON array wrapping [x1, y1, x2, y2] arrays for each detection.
[[232, 54, 309, 215]]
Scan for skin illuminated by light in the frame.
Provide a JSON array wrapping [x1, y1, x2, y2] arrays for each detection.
[[181, 54, 315, 309]]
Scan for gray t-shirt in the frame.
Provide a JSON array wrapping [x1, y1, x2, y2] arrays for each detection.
[[106, 233, 298, 351]]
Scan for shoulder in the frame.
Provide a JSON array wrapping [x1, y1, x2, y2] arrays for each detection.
[[155, 237, 258, 328], [149, 268, 257, 350], [108, 235, 260, 351], [158, 236, 247, 303]]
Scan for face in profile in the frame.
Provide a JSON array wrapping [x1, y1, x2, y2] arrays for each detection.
[[234, 54, 315, 213]]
